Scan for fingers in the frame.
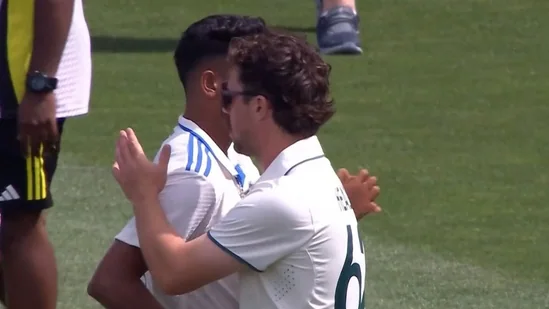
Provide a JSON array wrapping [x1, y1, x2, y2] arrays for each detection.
[[113, 131, 133, 187], [346, 168, 382, 219], [20, 123, 41, 157], [369, 185, 380, 201], [115, 128, 151, 172], [337, 168, 350, 182], [112, 161, 121, 181], [30, 129, 42, 157], [125, 128, 145, 156], [115, 136, 123, 166], [18, 124, 58, 157], [115, 130, 131, 170], [45, 120, 59, 154], [365, 176, 377, 189], [364, 174, 380, 201], [370, 202, 382, 213], [357, 169, 369, 182]]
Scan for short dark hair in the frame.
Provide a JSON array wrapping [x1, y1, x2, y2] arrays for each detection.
[[227, 30, 334, 137], [174, 15, 267, 87]]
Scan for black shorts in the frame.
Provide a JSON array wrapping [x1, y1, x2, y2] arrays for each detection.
[[0, 118, 66, 214]]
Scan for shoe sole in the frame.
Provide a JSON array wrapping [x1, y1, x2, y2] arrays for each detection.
[[319, 42, 363, 55]]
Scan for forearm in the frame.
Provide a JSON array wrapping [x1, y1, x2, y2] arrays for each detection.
[[132, 197, 188, 288], [92, 279, 164, 309], [29, 0, 74, 75]]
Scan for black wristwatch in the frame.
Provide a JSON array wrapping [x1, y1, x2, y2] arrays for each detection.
[[26, 71, 58, 94]]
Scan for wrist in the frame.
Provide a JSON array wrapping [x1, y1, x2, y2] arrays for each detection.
[[130, 191, 160, 209], [26, 71, 58, 94], [23, 91, 54, 99]]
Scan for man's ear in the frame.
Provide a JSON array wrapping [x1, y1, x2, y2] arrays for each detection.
[[201, 70, 217, 99], [253, 95, 271, 121]]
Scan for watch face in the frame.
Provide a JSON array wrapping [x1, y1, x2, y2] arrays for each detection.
[[31, 77, 46, 90]]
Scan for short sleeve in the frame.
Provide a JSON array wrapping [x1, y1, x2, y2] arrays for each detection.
[[207, 192, 314, 271], [115, 169, 218, 247]]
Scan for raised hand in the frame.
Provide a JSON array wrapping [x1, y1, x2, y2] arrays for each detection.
[[338, 168, 381, 220], [112, 128, 171, 204]]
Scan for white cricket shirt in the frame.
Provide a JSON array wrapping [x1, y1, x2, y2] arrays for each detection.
[[54, 0, 92, 118], [208, 136, 366, 309], [116, 115, 260, 309]]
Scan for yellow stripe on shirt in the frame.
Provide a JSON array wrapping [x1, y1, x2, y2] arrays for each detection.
[[7, 0, 34, 103]]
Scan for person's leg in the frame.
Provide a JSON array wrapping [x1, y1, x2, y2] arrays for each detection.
[[0, 259, 5, 305], [316, 0, 362, 55], [0, 118, 65, 309], [1, 209, 57, 309], [319, 0, 356, 13]]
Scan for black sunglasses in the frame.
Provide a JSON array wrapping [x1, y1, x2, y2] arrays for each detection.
[[221, 82, 261, 108]]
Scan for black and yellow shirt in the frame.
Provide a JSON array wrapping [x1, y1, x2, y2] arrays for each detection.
[[0, 0, 33, 118], [0, 0, 91, 119]]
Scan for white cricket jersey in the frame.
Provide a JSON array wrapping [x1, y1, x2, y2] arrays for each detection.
[[208, 136, 366, 309], [54, 0, 91, 118], [116, 116, 260, 309]]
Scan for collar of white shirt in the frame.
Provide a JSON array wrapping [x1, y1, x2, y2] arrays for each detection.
[[177, 116, 244, 185], [259, 135, 326, 181]]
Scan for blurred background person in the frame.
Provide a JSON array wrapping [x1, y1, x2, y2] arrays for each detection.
[[0, 0, 92, 308], [315, 0, 362, 55]]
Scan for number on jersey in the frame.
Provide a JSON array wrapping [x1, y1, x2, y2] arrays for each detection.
[[334, 224, 365, 309]]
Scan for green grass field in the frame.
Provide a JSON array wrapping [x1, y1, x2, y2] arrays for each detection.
[[47, 0, 549, 308]]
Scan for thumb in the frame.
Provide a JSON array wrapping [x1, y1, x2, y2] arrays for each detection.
[[337, 168, 350, 182], [158, 144, 172, 169], [111, 162, 121, 182]]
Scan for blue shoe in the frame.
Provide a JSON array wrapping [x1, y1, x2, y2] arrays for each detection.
[[316, 6, 363, 55]]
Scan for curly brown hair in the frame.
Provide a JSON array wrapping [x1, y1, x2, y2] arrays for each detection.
[[227, 30, 335, 137]]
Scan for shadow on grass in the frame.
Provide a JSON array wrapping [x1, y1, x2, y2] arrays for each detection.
[[92, 36, 177, 53], [91, 25, 316, 54]]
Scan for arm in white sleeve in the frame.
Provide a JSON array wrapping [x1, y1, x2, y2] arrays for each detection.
[[116, 171, 217, 247], [207, 190, 315, 271]]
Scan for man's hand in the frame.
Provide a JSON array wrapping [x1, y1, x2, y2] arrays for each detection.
[[112, 128, 171, 204], [338, 168, 381, 220], [17, 92, 58, 156]]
